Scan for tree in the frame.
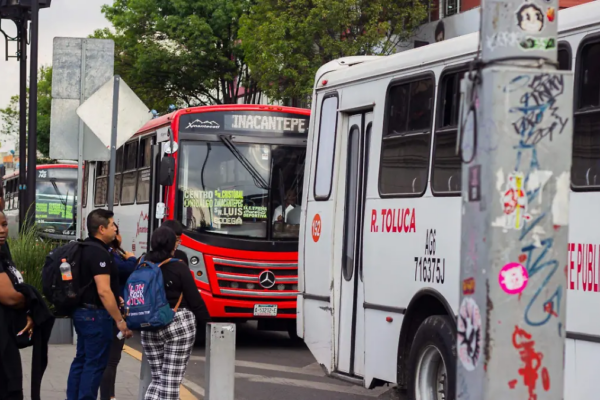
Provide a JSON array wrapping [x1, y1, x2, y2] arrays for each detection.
[[0, 66, 52, 156], [99, 0, 257, 107], [239, 0, 427, 102]]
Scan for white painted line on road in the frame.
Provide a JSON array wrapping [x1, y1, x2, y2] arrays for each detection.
[[182, 378, 205, 398], [234, 372, 389, 397], [189, 355, 323, 377]]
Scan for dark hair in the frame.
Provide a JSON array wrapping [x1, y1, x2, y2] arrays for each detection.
[[87, 209, 114, 237], [516, 4, 543, 28], [161, 219, 183, 236], [145, 226, 177, 263], [110, 223, 125, 255], [435, 20, 445, 40]]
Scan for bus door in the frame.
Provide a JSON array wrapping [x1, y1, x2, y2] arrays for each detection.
[[337, 111, 372, 377]]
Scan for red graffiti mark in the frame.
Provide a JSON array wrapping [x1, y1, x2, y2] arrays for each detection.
[[508, 379, 518, 389], [519, 254, 528, 263], [512, 325, 549, 400], [542, 367, 550, 391], [544, 301, 558, 318], [553, 225, 560, 231]]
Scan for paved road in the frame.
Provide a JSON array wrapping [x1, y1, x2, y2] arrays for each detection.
[[128, 321, 406, 400]]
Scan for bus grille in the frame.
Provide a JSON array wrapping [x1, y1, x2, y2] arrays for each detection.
[[211, 257, 298, 298]]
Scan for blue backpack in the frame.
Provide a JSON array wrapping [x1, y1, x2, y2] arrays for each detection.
[[123, 257, 183, 331]]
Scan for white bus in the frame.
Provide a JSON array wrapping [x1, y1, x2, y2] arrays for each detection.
[[297, 2, 600, 399]]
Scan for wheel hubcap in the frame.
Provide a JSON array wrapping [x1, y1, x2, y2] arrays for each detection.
[[415, 345, 447, 400]]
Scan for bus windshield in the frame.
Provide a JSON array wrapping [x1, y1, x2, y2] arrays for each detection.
[[36, 177, 77, 235], [177, 140, 306, 240]]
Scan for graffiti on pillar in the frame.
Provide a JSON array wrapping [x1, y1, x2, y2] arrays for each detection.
[[510, 325, 551, 398], [457, 297, 482, 371], [516, 3, 545, 33], [495, 72, 568, 327]]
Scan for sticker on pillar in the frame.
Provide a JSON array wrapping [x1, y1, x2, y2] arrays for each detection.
[[546, 7, 555, 22], [499, 262, 529, 294], [520, 37, 556, 51], [516, 4, 544, 33], [468, 165, 481, 202], [311, 214, 321, 242], [492, 171, 531, 230], [457, 297, 482, 371], [462, 277, 475, 295]]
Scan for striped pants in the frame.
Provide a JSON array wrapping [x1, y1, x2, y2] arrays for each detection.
[[141, 310, 196, 400]]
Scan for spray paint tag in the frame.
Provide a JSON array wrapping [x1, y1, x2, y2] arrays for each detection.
[[499, 262, 529, 294]]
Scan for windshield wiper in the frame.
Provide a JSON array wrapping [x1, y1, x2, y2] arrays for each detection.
[[218, 135, 270, 190], [50, 178, 68, 208]]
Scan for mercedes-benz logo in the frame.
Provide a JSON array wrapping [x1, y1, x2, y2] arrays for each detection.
[[258, 270, 276, 289]]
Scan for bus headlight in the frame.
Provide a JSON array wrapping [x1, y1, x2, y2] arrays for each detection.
[[179, 245, 209, 286]]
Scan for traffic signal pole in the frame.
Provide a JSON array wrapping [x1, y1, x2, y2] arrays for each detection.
[[457, 0, 572, 398]]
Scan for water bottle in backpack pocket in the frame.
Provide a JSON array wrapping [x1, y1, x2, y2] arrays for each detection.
[[124, 258, 183, 331], [42, 240, 105, 317]]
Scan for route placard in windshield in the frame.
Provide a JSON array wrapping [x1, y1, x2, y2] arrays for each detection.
[[177, 140, 305, 240]]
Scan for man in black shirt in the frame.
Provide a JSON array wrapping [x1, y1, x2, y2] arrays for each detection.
[[161, 219, 189, 266], [66, 209, 132, 400]]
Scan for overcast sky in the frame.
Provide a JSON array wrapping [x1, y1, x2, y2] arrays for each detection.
[[0, 0, 111, 149]]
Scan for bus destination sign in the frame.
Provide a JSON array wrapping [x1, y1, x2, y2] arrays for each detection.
[[179, 111, 309, 135]]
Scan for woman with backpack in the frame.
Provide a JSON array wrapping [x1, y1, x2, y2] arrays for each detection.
[[140, 226, 205, 400], [100, 224, 137, 400]]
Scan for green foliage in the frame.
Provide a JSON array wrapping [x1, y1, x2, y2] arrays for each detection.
[[239, 0, 427, 102], [99, 0, 257, 107], [8, 223, 55, 299], [0, 66, 53, 156]]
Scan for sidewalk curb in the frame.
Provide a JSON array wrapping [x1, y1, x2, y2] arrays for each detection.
[[123, 345, 198, 400]]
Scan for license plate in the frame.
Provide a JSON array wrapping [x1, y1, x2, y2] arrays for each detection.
[[254, 304, 278, 317]]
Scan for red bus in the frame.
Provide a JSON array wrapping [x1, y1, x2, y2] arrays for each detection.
[[85, 104, 310, 339]]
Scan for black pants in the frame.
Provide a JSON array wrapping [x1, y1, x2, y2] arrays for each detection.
[[99, 325, 125, 400], [0, 364, 23, 400]]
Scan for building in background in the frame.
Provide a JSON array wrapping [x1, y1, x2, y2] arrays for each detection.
[[402, 0, 594, 50]]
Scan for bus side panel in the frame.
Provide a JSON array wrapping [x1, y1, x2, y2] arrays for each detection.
[[113, 203, 150, 256], [364, 309, 403, 384], [563, 339, 600, 399]]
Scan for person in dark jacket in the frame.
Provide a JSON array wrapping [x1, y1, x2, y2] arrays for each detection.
[[0, 210, 33, 400], [100, 224, 137, 400], [140, 227, 205, 400]]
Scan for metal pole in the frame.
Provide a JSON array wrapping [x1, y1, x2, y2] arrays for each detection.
[[206, 323, 236, 400], [457, 0, 572, 398], [18, 18, 27, 232], [25, 0, 39, 228], [137, 353, 152, 399], [76, 39, 87, 240], [106, 76, 120, 211]]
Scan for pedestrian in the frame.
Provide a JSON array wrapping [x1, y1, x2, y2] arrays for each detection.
[[66, 209, 133, 400], [100, 223, 137, 400], [0, 210, 28, 400], [141, 226, 205, 400], [161, 219, 189, 266]]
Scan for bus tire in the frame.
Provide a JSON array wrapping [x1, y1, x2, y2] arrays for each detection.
[[194, 320, 207, 346], [407, 315, 456, 400], [287, 320, 303, 343]]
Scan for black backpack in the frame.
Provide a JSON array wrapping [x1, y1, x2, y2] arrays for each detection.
[[42, 240, 104, 316]]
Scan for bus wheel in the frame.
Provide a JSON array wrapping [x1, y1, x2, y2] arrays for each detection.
[[194, 321, 207, 346], [407, 315, 456, 400]]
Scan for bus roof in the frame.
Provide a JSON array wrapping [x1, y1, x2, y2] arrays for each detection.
[[3, 163, 77, 180], [134, 104, 311, 138], [316, 1, 600, 89]]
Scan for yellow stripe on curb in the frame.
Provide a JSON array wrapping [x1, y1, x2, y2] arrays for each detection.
[[124, 345, 198, 400]]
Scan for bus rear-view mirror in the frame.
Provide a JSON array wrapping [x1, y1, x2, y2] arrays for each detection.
[[159, 157, 175, 187]]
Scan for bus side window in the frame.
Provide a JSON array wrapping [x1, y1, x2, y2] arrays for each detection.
[[379, 75, 434, 196], [572, 41, 600, 188], [314, 95, 339, 200], [558, 45, 571, 71], [95, 162, 108, 206], [114, 146, 124, 206], [432, 70, 465, 194], [136, 136, 153, 204], [121, 140, 139, 204]]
